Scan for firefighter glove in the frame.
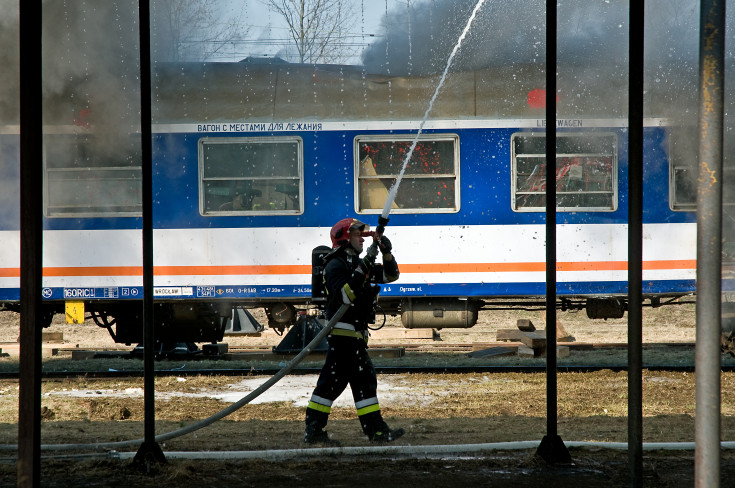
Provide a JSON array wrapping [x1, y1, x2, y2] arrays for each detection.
[[377, 236, 392, 254], [365, 242, 379, 260], [358, 255, 375, 276]]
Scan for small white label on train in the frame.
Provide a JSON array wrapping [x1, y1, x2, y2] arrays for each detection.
[[154, 287, 183, 296], [64, 288, 95, 298], [197, 122, 323, 133], [536, 119, 583, 127]]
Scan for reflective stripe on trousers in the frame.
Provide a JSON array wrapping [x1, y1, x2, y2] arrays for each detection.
[[355, 396, 380, 417], [307, 394, 333, 414]]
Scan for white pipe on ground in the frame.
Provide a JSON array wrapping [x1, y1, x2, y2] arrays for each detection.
[[105, 440, 735, 461]]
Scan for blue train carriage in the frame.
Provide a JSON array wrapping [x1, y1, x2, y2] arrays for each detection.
[[0, 61, 697, 348]]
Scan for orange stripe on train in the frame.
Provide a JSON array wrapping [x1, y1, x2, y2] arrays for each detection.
[[399, 260, 696, 273], [0, 259, 697, 278]]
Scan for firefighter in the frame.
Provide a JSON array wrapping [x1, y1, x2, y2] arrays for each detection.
[[304, 218, 404, 444]]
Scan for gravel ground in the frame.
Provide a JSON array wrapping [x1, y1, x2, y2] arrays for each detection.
[[4, 300, 735, 487]]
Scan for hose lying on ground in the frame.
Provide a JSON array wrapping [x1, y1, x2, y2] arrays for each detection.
[[0, 304, 350, 452]]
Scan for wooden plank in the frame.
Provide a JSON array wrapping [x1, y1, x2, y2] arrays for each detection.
[[368, 347, 406, 359], [1, 343, 70, 358], [496, 329, 525, 342], [518, 345, 570, 358], [519, 331, 547, 350], [14, 331, 64, 343], [517, 345, 538, 357], [71, 350, 101, 360], [467, 346, 517, 358], [555, 320, 574, 342], [479, 341, 694, 350], [72, 350, 130, 360], [517, 319, 536, 332], [370, 328, 435, 340], [560, 342, 594, 350], [42, 331, 64, 342], [225, 351, 327, 362], [471, 341, 523, 351], [225, 347, 405, 362]]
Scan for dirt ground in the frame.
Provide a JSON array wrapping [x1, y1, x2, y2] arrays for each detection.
[[3, 301, 735, 486]]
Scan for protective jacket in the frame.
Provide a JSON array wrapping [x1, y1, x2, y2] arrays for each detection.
[[323, 246, 400, 330]]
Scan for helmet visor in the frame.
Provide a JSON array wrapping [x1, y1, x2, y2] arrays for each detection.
[[349, 221, 370, 236]]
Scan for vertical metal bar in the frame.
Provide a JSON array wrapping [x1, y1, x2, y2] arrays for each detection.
[[627, 2, 644, 486], [140, 0, 155, 449], [535, 0, 569, 465], [695, 1, 725, 487], [544, 0, 558, 440], [17, 2, 44, 487], [132, 0, 164, 466]]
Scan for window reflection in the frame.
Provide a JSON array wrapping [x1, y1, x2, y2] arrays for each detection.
[[200, 137, 303, 215]]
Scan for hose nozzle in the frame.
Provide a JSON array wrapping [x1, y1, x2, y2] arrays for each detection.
[[376, 216, 390, 236]]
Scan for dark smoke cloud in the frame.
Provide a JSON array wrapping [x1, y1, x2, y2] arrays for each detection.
[[41, 0, 142, 135], [0, 1, 143, 227], [361, 0, 714, 126], [0, 1, 141, 131], [363, 0, 700, 75], [0, 0, 144, 211], [0, 1, 20, 124]]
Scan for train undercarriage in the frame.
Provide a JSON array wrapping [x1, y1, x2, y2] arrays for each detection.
[[1, 294, 705, 358]]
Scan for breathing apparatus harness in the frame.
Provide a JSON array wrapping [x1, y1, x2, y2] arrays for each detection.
[[311, 216, 390, 331]]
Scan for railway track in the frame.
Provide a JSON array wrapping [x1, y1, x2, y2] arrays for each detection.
[[0, 363, 727, 380], [0, 340, 725, 379], [0, 339, 699, 357]]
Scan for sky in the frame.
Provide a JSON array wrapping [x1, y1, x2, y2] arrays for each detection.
[[215, 0, 404, 63]]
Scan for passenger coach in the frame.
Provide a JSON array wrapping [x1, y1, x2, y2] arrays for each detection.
[[0, 61, 698, 347]]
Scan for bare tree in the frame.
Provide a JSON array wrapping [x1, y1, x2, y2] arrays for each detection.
[[262, 0, 357, 64], [152, 0, 246, 62]]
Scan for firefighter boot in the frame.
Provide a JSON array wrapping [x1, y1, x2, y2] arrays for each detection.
[[304, 422, 341, 446], [369, 424, 405, 442]]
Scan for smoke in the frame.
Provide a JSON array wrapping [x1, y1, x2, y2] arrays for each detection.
[[0, 0, 144, 224], [0, 1, 20, 124], [361, 0, 710, 165], [363, 0, 700, 75], [360, 0, 707, 120], [40, 0, 142, 138], [0, 1, 141, 130], [0, 1, 145, 224]]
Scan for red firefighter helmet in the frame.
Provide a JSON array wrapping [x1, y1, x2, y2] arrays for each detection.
[[330, 218, 369, 248]]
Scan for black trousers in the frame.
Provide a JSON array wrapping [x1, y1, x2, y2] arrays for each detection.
[[304, 334, 385, 436]]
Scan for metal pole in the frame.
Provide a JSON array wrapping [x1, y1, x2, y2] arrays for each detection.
[[17, 2, 44, 487], [695, 1, 725, 486], [544, 0, 558, 440], [535, 0, 570, 465], [627, 2, 644, 487], [132, 0, 165, 468]]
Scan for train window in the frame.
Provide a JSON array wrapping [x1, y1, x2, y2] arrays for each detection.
[[354, 134, 459, 214], [671, 162, 735, 211], [199, 136, 303, 216], [511, 132, 617, 212], [44, 134, 142, 217], [670, 164, 696, 210]]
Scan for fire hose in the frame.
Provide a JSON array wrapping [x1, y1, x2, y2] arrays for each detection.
[[6, 0, 483, 454], [0, 302, 351, 452], [1, 211, 392, 452]]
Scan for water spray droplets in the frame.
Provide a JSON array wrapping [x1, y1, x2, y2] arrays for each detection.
[[381, 0, 488, 219]]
